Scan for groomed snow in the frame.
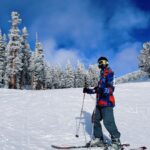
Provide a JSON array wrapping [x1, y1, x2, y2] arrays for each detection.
[[0, 82, 150, 150]]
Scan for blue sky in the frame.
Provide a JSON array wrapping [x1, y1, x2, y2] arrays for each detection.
[[0, 0, 150, 77]]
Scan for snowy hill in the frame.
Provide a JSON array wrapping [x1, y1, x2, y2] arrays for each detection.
[[0, 82, 150, 150], [116, 70, 149, 84]]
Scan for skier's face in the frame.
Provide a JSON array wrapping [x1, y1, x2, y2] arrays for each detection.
[[98, 60, 108, 69]]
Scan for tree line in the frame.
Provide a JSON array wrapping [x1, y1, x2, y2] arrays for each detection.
[[0, 11, 149, 90], [0, 11, 99, 90]]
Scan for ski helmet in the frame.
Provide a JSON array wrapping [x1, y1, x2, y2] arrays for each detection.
[[97, 56, 109, 69]]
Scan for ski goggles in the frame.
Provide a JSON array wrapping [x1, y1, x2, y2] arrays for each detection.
[[98, 60, 108, 65]]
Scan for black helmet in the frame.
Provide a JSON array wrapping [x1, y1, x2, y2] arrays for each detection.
[[98, 56, 108, 62], [97, 56, 109, 69]]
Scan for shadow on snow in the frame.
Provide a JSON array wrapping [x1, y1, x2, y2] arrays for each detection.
[[75, 111, 111, 144]]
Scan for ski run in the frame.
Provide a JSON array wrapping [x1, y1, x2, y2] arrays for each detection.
[[0, 81, 150, 150]]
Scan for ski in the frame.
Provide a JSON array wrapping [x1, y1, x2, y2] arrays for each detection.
[[104, 144, 130, 150], [51, 144, 91, 149], [130, 146, 147, 150], [51, 143, 130, 149], [51, 144, 147, 150], [105, 145, 147, 150]]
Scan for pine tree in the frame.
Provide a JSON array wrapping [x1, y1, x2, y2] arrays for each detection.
[[0, 29, 6, 87], [139, 42, 150, 76], [52, 65, 62, 89], [44, 64, 53, 89], [65, 61, 74, 88], [29, 51, 36, 89], [88, 65, 99, 87], [3, 34, 7, 75], [3, 34, 7, 50], [4, 12, 23, 89], [74, 60, 85, 87], [30, 33, 45, 89], [60, 69, 66, 88], [20, 27, 31, 88]]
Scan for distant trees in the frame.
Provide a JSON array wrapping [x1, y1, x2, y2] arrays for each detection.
[[65, 61, 74, 88], [139, 42, 150, 76], [0, 29, 6, 87], [74, 61, 85, 88], [0, 11, 99, 90], [88, 65, 99, 87]]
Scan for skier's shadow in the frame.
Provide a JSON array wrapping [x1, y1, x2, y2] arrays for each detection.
[[82, 111, 92, 135], [76, 111, 111, 144]]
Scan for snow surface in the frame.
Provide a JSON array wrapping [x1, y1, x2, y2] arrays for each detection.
[[0, 82, 150, 150]]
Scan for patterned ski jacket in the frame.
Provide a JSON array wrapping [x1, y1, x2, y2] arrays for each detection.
[[88, 67, 115, 107]]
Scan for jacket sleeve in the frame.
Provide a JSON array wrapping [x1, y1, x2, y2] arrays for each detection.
[[103, 71, 115, 95]]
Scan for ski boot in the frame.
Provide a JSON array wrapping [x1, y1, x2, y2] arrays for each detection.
[[111, 138, 121, 150], [86, 138, 105, 147]]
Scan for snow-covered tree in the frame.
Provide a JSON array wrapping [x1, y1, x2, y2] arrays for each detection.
[[20, 27, 31, 88], [52, 65, 62, 89], [30, 34, 45, 90], [139, 42, 150, 76], [65, 61, 74, 88], [3, 34, 7, 50], [4, 12, 23, 89], [88, 65, 99, 87], [74, 60, 85, 87], [44, 64, 53, 89], [60, 69, 66, 88], [0, 29, 6, 87], [29, 52, 36, 89]]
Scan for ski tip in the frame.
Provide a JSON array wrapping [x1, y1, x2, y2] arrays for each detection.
[[51, 145, 57, 148], [141, 146, 147, 150], [51, 145, 65, 149], [130, 146, 147, 150], [75, 134, 79, 138], [51, 145, 62, 149]]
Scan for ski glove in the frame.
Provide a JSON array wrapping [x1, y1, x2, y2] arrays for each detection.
[[83, 87, 103, 95], [83, 87, 90, 93]]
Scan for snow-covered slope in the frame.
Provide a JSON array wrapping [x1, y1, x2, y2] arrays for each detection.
[[0, 82, 150, 150], [116, 70, 149, 84]]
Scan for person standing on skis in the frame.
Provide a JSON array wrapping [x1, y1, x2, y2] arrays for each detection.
[[83, 56, 121, 149]]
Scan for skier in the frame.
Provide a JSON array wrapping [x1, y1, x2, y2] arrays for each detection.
[[83, 56, 121, 149]]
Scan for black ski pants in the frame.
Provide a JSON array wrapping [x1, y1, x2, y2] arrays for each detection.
[[93, 106, 121, 140]]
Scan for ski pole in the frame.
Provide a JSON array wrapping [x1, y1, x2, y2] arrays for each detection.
[[75, 92, 85, 138], [75, 76, 88, 138]]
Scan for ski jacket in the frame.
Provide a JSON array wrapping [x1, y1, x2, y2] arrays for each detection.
[[88, 67, 115, 107]]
